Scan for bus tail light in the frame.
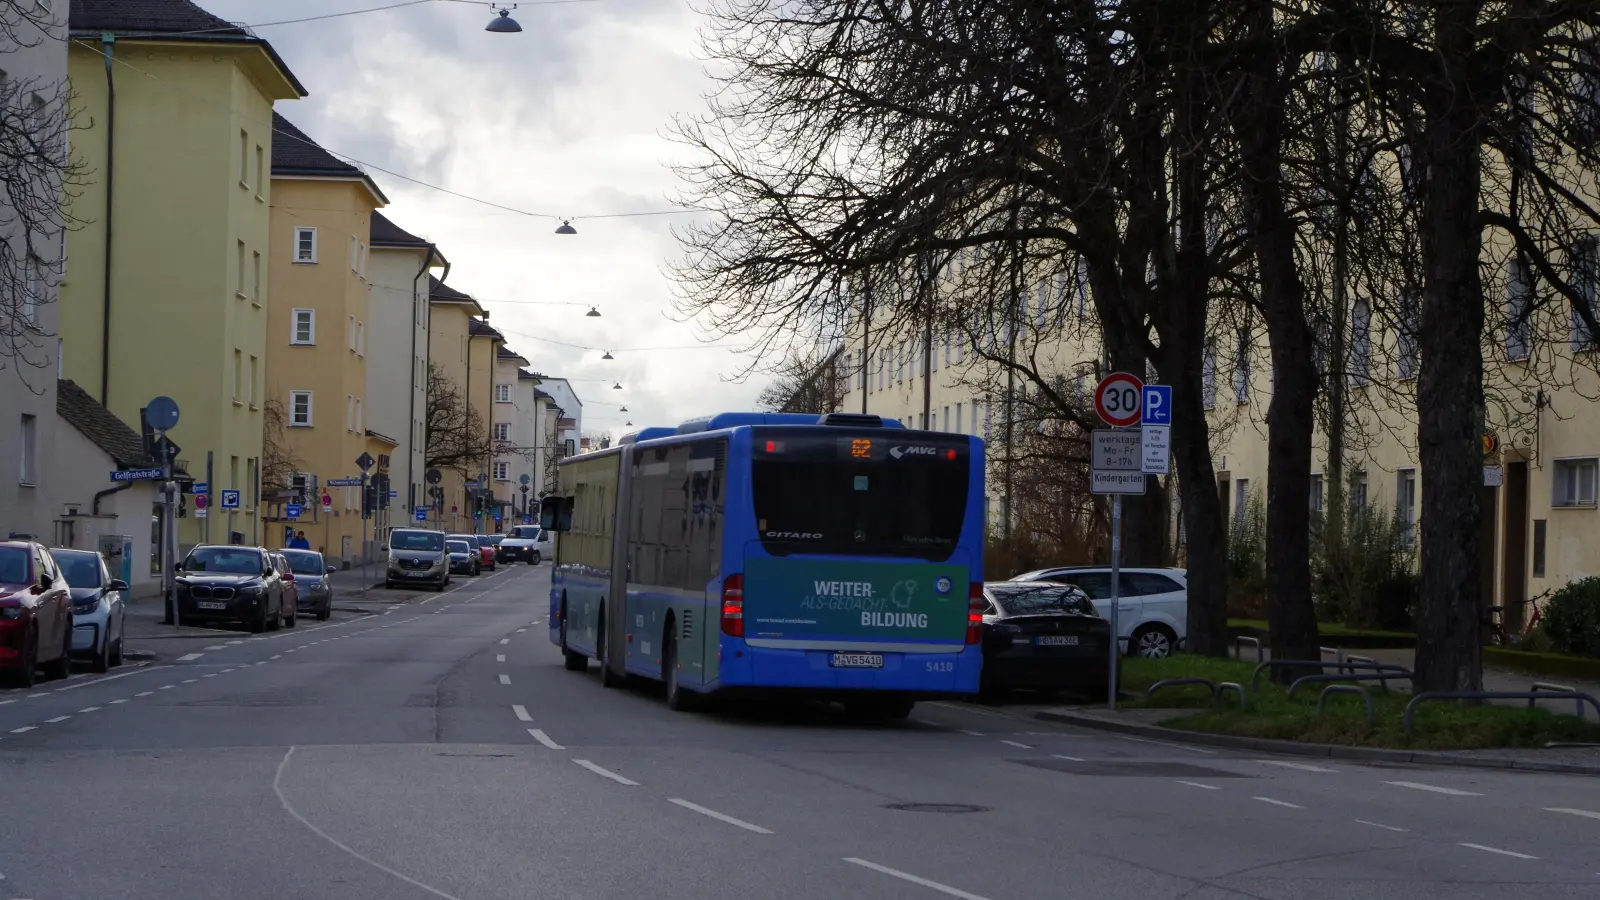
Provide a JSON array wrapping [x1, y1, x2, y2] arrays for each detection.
[[721, 574, 745, 637], [966, 582, 984, 644]]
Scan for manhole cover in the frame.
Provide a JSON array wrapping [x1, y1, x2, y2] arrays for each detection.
[[884, 803, 990, 814]]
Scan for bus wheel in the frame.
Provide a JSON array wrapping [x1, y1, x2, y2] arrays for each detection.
[[560, 600, 586, 671], [597, 615, 624, 689], [663, 628, 697, 712]]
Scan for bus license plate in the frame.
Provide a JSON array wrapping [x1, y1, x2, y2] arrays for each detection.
[[1036, 635, 1079, 646], [830, 653, 884, 669]]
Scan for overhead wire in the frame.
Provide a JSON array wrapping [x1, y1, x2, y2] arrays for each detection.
[[99, 0, 611, 41]]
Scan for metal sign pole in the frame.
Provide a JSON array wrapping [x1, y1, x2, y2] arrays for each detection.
[[160, 429, 178, 631], [362, 473, 370, 601], [1109, 493, 1122, 710]]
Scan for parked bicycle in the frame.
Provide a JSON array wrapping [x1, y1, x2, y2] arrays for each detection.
[[1484, 590, 1551, 647]]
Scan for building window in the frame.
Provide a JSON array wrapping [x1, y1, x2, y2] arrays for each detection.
[[1234, 478, 1250, 527], [955, 402, 963, 434], [1310, 474, 1324, 519], [350, 236, 359, 272], [1506, 258, 1532, 361], [1553, 457, 1599, 507], [346, 394, 355, 431], [1397, 292, 1420, 381], [232, 349, 242, 404], [248, 355, 258, 409], [356, 321, 365, 357], [289, 391, 313, 426], [1232, 328, 1249, 404], [292, 309, 315, 344], [1571, 236, 1598, 351], [355, 398, 362, 433], [495, 383, 512, 402], [1532, 519, 1547, 578], [255, 144, 264, 195], [236, 240, 246, 297], [239, 129, 249, 185], [21, 254, 42, 325], [1352, 471, 1368, 512], [252, 251, 262, 303], [493, 462, 509, 481], [493, 422, 510, 441], [348, 316, 357, 352], [1397, 468, 1418, 549], [1351, 298, 1371, 385], [18, 414, 36, 486], [294, 227, 318, 263]]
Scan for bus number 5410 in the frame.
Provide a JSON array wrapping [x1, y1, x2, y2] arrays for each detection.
[[925, 660, 955, 673]]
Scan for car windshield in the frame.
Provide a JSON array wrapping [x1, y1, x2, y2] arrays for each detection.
[[182, 547, 263, 575], [391, 531, 444, 551], [479, 535, 504, 545], [446, 541, 470, 554], [987, 583, 1097, 616], [52, 552, 103, 588], [281, 551, 325, 576], [0, 547, 30, 584], [510, 526, 540, 540], [448, 534, 479, 547]]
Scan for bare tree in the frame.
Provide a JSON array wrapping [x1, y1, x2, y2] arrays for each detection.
[[426, 363, 495, 476], [756, 347, 847, 413], [259, 398, 301, 493], [0, 2, 83, 393]]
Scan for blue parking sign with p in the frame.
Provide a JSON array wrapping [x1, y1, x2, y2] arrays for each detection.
[[1142, 385, 1172, 425]]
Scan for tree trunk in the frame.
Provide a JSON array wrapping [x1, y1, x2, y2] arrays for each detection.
[[1414, 2, 1486, 692], [1237, 0, 1320, 671]]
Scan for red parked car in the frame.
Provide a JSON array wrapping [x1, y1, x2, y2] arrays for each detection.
[[0, 540, 75, 687]]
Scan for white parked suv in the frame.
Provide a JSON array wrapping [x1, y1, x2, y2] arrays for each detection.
[[1011, 566, 1187, 658]]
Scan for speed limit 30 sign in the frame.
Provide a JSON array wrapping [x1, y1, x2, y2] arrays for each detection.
[[1095, 372, 1144, 427]]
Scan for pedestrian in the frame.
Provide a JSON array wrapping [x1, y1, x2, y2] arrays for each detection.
[[288, 530, 311, 550]]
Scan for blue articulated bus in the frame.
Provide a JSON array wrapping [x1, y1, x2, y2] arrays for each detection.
[[541, 411, 987, 718]]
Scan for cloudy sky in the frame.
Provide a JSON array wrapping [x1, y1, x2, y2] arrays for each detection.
[[204, 0, 766, 438]]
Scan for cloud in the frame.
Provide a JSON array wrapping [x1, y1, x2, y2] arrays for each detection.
[[202, 0, 769, 436]]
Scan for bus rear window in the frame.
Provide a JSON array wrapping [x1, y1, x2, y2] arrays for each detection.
[[750, 430, 969, 561]]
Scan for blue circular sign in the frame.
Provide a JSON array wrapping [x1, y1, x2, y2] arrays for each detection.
[[935, 576, 953, 595], [143, 396, 180, 432]]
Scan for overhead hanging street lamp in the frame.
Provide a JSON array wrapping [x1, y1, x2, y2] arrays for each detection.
[[619, 406, 628, 412], [555, 219, 577, 235], [601, 350, 614, 360], [585, 306, 601, 317], [612, 382, 623, 390], [625, 420, 633, 426], [486, 5, 522, 32]]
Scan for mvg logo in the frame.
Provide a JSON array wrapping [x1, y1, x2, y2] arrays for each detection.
[[889, 446, 939, 459]]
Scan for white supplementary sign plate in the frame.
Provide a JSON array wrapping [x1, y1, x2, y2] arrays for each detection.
[[1091, 471, 1146, 495], [1092, 430, 1142, 471]]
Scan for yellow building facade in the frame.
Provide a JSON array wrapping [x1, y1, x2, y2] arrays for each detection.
[[264, 113, 388, 563], [426, 278, 486, 533], [61, 8, 306, 551]]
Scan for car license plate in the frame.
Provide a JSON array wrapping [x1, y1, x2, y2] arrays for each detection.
[[830, 652, 884, 669], [1036, 635, 1079, 646], [196, 601, 227, 610]]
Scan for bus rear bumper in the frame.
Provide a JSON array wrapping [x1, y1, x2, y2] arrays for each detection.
[[717, 643, 980, 696]]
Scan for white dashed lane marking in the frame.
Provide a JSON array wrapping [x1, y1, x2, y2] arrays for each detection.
[[512, 705, 532, 722], [668, 798, 773, 834], [844, 858, 990, 900], [573, 759, 639, 786], [1177, 781, 1219, 790], [1000, 740, 1032, 749], [496, 655, 505, 663], [1356, 820, 1409, 832], [1459, 843, 1538, 860], [176, 653, 204, 661], [1546, 808, 1600, 821], [1257, 760, 1337, 773], [528, 729, 563, 750], [43, 716, 69, 724], [78, 707, 100, 713], [1384, 781, 1481, 797], [8, 726, 35, 734], [498, 674, 511, 685], [1252, 797, 1304, 810]]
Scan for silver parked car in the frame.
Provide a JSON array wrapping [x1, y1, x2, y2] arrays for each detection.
[[281, 548, 335, 621], [49, 548, 128, 673]]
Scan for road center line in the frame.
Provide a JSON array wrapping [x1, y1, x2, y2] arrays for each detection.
[[1052, 754, 1084, 762], [1111, 734, 1218, 754], [1177, 781, 1219, 790], [669, 798, 773, 834], [1356, 819, 1409, 832], [52, 665, 167, 692], [499, 638, 510, 644], [527, 728, 563, 750], [512, 704, 532, 722], [1459, 843, 1538, 860], [1546, 807, 1600, 821], [44, 716, 70, 723], [1000, 740, 1032, 749], [205, 645, 227, 650], [134, 691, 153, 697], [9, 726, 36, 734], [496, 654, 505, 663], [1252, 796, 1304, 809], [1257, 760, 1337, 773], [843, 857, 990, 900], [573, 759, 639, 785], [499, 674, 511, 685], [174, 653, 203, 661], [1384, 781, 1481, 796], [78, 707, 100, 713], [109, 698, 127, 704]]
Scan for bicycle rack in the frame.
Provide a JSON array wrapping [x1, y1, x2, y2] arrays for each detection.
[[1404, 690, 1600, 735], [1250, 660, 1412, 695], [1146, 678, 1249, 709], [1287, 671, 1411, 700], [1316, 684, 1376, 728], [1530, 682, 1591, 718], [1216, 681, 1249, 709]]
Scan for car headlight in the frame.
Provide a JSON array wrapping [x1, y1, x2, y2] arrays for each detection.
[[74, 603, 99, 614], [238, 585, 262, 596]]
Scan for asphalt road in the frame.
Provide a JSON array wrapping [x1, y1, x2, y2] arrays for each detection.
[[2, 564, 1597, 900]]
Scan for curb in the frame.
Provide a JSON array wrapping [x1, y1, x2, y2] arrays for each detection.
[[1034, 708, 1600, 776]]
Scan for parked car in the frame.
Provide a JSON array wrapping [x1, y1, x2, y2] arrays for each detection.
[[385, 529, 449, 591], [281, 549, 335, 621], [978, 581, 1113, 701], [446, 540, 479, 576], [270, 553, 299, 629], [1011, 566, 1188, 658], [498, 525, 550, 564], [50, 547, 128, 673], [447, 534, 485, 574], [478, 534, 505, 568], [0, 540, 74, 687], [476, 540, 496, 571], [175, 545, 287, 634]]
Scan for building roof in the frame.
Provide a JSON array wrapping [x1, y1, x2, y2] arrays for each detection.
[[519, 370, 543, 381], [469, 319, 504, 341], [271, 113, 389, 204], [70, 1, 309, 97], [56, 380, 158, 469], [370, 211, 428, 247], [429, 275, 485, 315], [497, 346, 529, 365]]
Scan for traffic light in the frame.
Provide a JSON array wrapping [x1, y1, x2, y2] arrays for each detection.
[[362, 483, 378, 519]]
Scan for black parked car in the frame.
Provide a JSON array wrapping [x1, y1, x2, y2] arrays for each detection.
[[175, 545, 287, 633], [978, 581, 1114, 702]]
